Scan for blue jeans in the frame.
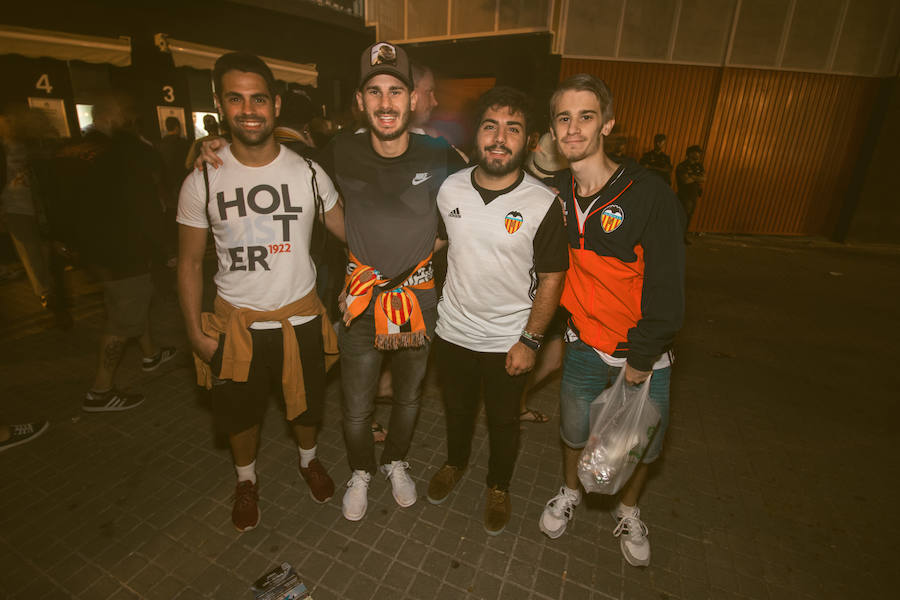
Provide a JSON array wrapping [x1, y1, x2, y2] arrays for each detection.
[[339, 307, 436, 473], [559, 338, 671, 463]]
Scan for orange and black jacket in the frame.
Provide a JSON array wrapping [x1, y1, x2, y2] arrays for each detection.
[[556, 161, 686, 371]]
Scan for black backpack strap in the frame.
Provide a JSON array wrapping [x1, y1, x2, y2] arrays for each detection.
[[303, 157, 326, 255]]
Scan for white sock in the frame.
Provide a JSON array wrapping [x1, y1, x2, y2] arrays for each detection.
[[235, 460, 257, 484], [565, 485, 581, 501], [616, 501, 638, 517], [299, 445, 317, 469]]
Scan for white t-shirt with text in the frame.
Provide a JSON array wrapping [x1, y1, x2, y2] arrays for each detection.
[[177, 145, 338, 329]]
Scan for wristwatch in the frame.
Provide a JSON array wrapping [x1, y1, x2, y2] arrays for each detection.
[[519, 330, 543, 351]]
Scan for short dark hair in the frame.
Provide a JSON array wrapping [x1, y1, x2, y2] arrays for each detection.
[[474, 86, 532, 134], [550, 74, 614, 123], [213, 52, 277, 99], [687, 145, 703, 155], [165, 116, 180, 132], [654, 133, 666, 145]]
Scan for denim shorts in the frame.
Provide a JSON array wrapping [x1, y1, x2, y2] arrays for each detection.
[[559, 338, 671, 463]]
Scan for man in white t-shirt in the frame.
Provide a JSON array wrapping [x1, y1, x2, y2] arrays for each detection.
[[426, 87, 568, 535], [177, 52, 345, 533]]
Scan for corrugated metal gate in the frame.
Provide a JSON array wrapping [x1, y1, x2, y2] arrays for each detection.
[[559, 59, 881, 235]]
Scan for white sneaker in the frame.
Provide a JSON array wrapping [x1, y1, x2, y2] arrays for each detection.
[[612, 505, 651, 566], [380, 460, 417, 507], [342, 470, 371, 521], [539, 486, 581, 539]]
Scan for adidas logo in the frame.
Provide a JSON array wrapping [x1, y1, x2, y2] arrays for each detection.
[[448, 207, 461, 218]]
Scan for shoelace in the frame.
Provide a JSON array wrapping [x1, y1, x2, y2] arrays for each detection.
[[546, 487, 578, 519], [233, 482, 257, 507], [613, 514, 649, 539], [487, 488, 507, 506], [387, 461, 411, 479], [437, 466, 460, 484], [12, 424, 35, 435], [348, 472, 370, 487]]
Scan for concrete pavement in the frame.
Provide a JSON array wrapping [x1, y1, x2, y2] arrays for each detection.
[[1, 234, 898, 599]]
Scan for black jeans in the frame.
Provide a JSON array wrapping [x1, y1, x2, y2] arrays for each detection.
[[435, 336, 528, 491], [338, 307, 436, 473]]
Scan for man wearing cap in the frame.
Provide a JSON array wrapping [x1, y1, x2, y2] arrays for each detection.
[[316, 42, 467, 521]]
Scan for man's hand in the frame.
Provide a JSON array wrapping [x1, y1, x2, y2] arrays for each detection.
[[624, 363, 651, 385], [193, 136, 227, 170], [506, 342, 536, 376], [191, 332, 220, 363]]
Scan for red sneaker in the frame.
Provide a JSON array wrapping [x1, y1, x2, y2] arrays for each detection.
[[299, 458, 335, 503], [232, 480, 260, 532]]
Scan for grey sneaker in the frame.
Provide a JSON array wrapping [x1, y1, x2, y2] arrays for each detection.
[[380, 460, 417, 507], [142, 346, 177, 372], [342, 470, 371, 521], [612, 505, 651, 566], [0, 421, 49, 453], [539, 486, 580, 539], [83, 388, 144, 412]]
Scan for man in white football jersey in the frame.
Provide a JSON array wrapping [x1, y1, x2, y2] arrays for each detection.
[[426, 86, 568, 535]]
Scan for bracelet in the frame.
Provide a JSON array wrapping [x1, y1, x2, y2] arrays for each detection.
[[520, 330, 544, 342], [519, 334, 541, 351]]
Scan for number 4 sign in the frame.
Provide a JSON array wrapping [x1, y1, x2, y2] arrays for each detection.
[[35, 74, 53, 94]]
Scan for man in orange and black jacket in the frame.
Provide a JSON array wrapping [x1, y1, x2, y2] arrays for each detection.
[[538, 74, 685, 569]]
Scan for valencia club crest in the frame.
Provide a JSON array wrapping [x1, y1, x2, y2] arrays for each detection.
[[505, 211, 524, 234], [600, 205, 624, 233], [381, 288, 414, 326]]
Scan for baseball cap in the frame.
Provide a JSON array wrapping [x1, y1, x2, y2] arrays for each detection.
[[359, 42, 413, 90]]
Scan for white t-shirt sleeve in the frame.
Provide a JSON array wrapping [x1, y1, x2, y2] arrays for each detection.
[[176, 168, 210, 229], [310, 160, 339, 213]]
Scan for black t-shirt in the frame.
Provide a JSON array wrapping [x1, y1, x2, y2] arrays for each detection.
[[318, 131, 467, 307]]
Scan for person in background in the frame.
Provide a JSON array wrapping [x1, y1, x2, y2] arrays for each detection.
[[518, 131, 571, 424], [639, 133, 673, 186], [157, 116, 191, 258], [203, 114, 221, 137], [676, 145, 705, 240], [1, 107, 70, 327], [48, 91, 176, 413]]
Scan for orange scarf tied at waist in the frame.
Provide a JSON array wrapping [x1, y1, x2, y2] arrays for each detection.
[[341, 252, 434, 350], [194, 289, 339, 421]]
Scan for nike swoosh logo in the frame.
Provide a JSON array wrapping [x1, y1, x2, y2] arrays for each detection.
[[412, 172, 432, 185]]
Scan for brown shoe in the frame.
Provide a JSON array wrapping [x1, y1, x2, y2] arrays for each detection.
[[299, 458, 335, 503], [427, 464, 464, 505], [232, 480, 260, 532], [484, 486, 511, 536]]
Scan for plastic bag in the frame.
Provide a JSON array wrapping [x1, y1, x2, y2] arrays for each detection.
[[577, 368, 661, 495]]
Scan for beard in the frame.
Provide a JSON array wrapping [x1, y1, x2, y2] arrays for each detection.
[[477, 143, 527, 177], [366, 108, 410, 141], [229, 116, 274, 147]]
